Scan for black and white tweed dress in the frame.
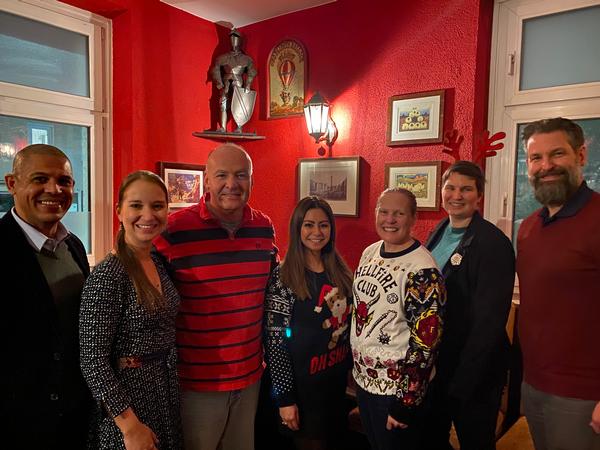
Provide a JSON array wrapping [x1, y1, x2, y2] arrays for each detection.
[[80, 253, 182, 449]]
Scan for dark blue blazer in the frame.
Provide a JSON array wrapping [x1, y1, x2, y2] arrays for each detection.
[[0, 211, 91, 444], [425, 211, 515, 401]]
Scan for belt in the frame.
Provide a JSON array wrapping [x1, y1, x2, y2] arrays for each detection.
[[116, 348, 173, 369]]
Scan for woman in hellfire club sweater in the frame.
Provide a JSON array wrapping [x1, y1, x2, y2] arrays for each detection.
[[351, 188, 446, 450]]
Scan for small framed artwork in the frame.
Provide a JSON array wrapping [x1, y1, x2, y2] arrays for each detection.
[[298, 156, 360, 217], [158, 162, 205, 209], [384, 161, 442, 211], [386, 90, 445, 146], [267, 39, 306, 119]]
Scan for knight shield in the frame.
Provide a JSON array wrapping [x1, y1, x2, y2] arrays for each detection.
[[232, 86, 256, 129]]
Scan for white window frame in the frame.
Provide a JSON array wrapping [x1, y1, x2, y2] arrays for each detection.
[[485, 0, 600, 239], [0, 0, 112, 265]]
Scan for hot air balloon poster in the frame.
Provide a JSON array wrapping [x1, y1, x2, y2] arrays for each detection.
[[268, 39, 306, 119]]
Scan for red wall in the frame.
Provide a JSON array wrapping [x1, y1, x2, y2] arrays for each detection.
[[62, 0, 223, 211], [62, 0, 493, 268], [242, 0, 493, 266]]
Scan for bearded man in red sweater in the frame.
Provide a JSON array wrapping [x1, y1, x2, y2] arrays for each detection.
[[517, 117, 600, 450]]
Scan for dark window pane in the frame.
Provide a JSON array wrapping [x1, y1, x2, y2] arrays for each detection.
[[0, 11, 89, 96], [0, 114, 91, 252]]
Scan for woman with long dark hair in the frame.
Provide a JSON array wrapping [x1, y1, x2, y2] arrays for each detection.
[[80, 170, 182, 449], [264, 196, 353, 450]]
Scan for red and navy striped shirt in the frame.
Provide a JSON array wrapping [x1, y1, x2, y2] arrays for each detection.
[[154, 195, 277, 392]]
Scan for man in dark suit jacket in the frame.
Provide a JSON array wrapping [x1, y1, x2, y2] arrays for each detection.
[[0, 144, 91, 449], [420, 161, 515, 450]]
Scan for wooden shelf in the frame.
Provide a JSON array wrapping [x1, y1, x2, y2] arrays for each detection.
[[192, 131, 265, 141]]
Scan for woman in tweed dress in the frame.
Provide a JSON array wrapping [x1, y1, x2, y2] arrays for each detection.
[[80, 171, 182, 450]]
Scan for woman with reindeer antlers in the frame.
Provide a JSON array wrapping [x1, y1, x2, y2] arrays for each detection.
[[264, 196, 353, 450], [420, 161, 515, 450], [351, 187, 446, 450]]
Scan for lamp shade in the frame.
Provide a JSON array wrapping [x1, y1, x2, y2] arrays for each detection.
[[304, 92, 330, 142]]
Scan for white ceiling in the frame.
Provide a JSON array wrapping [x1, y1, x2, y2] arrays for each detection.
[[161, 0, 336, 28]]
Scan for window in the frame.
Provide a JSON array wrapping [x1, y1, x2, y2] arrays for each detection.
[[519, 5, 600, 90], [0, 115, 91, 248], [0, 9, 90, 96], [512, 118, 600, 239], [485, 0, 600, 244], [0, 0, 112, 264]]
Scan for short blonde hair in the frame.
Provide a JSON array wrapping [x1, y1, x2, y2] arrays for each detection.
[[376, 188, 417, 216]]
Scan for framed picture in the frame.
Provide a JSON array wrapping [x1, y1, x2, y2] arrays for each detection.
[[267, 39, 306, 119], [298, 156, 360, 217], [386, 90, 445, 146], [384, 161, 442, 211], [158, 162, 205, 209]]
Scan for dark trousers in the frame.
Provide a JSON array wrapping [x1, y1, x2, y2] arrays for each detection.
[[419, 378, 503, 450], [356, 385, 423, 450], [255, 370, 294, 450], [5, 405, 90, 450]]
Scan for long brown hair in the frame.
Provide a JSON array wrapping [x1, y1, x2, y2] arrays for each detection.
[[280, 196, 353, 300], [115, 170, 168, 311]]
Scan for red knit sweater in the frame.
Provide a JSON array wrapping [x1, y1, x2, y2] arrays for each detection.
[[517, 189, 600, 400]]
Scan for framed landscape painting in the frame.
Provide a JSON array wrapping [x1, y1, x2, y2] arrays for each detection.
[[298, 156, 360, 217], [386, 90, 445, 146], [158, 161, 205, 210], [384, 161, 441, 211]]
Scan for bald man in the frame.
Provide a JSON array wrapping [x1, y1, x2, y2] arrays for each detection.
[[1, 144, 91, 449], [155, 143, 277, 450]]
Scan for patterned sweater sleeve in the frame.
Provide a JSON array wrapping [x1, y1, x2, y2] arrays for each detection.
[[389, 267, 446, 424], [263, 266, 296, 407], [79, 257, 131, 418]]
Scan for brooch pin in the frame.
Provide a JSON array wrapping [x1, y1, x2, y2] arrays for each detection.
[[450, 253, 463, 266]]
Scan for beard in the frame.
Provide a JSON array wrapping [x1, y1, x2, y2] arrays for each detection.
[[529, 166, 580, 207]]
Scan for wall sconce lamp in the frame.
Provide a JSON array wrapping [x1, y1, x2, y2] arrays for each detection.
[[304, 92, 338, 157]]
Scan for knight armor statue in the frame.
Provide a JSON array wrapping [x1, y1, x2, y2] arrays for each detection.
[[211, 28, 257, 133]]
